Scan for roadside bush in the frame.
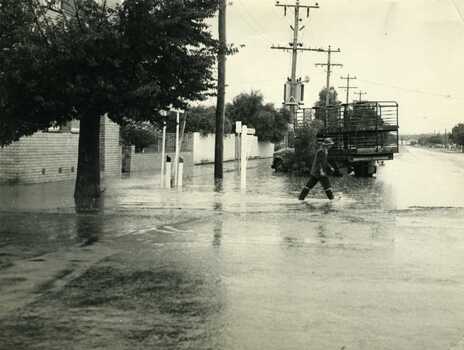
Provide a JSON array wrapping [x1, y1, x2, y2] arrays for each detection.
[[293, 120, 323, 174], [271, 148, 296, 172]]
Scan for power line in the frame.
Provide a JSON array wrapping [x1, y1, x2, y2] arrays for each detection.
[[233, 1, 265, 36], [354, 91, 367, 102], [235, 0, 271, 35], [357, 78, 457, 99], [450, 0, 464, 24], [233, 0, 277, 46]]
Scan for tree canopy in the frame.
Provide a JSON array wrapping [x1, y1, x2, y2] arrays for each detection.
[[225, 91, 290, 143], [0, 0, 219, 146], [164, 106, 232, 135], [451, 123, 464, 146], [120, 121, 159, 152]]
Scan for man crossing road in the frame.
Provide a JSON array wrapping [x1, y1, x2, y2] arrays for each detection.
[[298, 138, 337, 201]]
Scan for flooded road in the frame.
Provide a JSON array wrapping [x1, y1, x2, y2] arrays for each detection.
[[1, 146, 464, 350]]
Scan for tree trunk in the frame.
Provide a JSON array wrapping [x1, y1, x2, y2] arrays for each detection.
[[74, 115, 101, 210]]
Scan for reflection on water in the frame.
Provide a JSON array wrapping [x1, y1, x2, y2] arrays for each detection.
[[76, 213, 103, 247], [213, 200, 223, 248], [317, 224, 327, 244]]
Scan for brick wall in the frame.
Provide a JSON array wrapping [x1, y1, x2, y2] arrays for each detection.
[[0, 131, 79, 184], [0, 116, 121, 184], [102, 116, 122, 177]]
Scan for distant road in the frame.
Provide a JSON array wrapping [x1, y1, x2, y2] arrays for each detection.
[[377, 145, 464, 209]]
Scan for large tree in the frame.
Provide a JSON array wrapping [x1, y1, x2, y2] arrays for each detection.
[[451, 123, 464, 150], [0, 0, 218, 207], [253, 104, 291, 143], [225, 91, 290, 143]]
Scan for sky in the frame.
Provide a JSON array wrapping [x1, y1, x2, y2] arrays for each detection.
[[205, 0, 464, 134]]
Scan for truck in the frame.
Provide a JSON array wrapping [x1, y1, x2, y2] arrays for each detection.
[[272, 101, 399, 177]]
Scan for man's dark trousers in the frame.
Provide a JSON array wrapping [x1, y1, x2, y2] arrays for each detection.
[[298, 175, 334, 200]]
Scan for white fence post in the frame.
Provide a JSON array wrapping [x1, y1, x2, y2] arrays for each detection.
[[174, 111, 180, 187], [160, 120, 167, 188], [240, 125, 248, 191], [165, 158, 172, 189], [178, 158, 184, 189], [236, 121, 242, 171]]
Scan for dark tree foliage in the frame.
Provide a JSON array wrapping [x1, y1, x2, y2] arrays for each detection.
[[226, 91, 263, 127], [225, 91, 290, 143], [0, 0, 61, 143], [347, 102, 384, 130], [451, 123, 464, 147], [254, 104, 291, 143], [0, 0, 218, 206], [183, 107, 219, 134], [120, 121, 159, 152], [418, 134, 444, 145], [165, 106, 232, 135]]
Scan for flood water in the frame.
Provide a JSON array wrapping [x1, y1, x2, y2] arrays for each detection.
[[1, 146, 464, 350]]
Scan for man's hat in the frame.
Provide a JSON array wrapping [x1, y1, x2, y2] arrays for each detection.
[[321, 137, 335, 146]]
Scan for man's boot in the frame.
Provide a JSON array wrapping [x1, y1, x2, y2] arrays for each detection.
[[325, 190, 334, 200], [299, 187, 310, 200]]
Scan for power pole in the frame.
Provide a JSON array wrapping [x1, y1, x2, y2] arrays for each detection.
[[315, 46, 342, 126], [271, 0, 320, 136], [355, 91, 367, 102], [214, 0, 226, 183], [339, 74, 357, 104], [315, 46, 343, 109]]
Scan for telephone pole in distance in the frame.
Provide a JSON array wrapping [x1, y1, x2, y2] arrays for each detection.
[[315, 46, 343, 109], [315, 46, 342, 126], [339, 74, 357, 104], [355, 91, 367, 102]]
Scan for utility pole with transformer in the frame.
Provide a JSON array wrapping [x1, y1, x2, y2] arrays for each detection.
[[271, 0, 320, 146]]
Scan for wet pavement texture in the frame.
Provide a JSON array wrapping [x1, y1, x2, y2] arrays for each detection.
[[1, 146, 464, 350]]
